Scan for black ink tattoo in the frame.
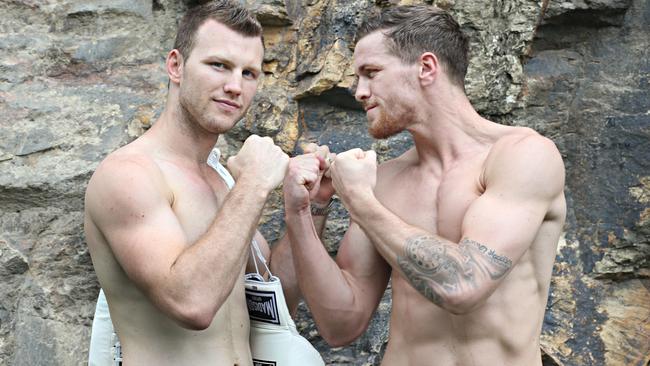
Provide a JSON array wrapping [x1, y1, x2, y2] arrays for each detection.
[[396, 236, 513, 307]]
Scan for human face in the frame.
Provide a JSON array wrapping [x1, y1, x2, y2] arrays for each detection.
[[353, 32, 418, 139], [178, 20, 263, 134]]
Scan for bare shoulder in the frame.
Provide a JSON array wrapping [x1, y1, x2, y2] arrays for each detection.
[[491, 127, 562, 157], [484, 127, 565, 197], [85, 146, 172, 221]]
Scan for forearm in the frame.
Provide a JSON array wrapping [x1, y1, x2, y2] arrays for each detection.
[[162, 181, 270, 323], [346, 195, 421, 267], [285, 210, 367, 341], [271, 201, 331, 314], [349, 196, 512, 313], [311, 204, 329, 236], [269, 234, 300, 315]]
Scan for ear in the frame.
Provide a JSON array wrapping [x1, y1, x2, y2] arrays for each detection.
[[166, 49, 183, 85], [418, 52, 438, 86]]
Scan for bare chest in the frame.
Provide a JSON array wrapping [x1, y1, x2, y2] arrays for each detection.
[[377, 159, 485, 242], [162, 164, 230, 243]]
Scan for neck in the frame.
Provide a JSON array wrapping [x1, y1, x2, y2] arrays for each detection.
[[406, 84, 497, 169], [148, 93, 219, 164]]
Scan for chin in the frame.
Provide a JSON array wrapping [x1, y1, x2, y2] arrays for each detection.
[[368, 128, 402, 139], [368, 120, 404, 139], [203, 115, 242, 134]]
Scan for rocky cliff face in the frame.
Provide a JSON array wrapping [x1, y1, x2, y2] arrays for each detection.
[[0, 0, 647, 365]]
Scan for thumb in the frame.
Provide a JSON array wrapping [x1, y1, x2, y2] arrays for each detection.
[[226, 155, 236, 168], [226, 155, 239, 177], [343, 148, 365, 159], [364, 150, 377, 164], [302, 142, 318, 154]]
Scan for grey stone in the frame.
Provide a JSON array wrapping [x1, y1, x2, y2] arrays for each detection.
[[246, 0, 292, 26], [0, 0, 648, 364], [72, 36, 134, 63], [13, 128, 59, 156], [0, 152, 13, 162], [68, 0, 153, 18], [544, 0, 632, 20], [0, 242, 29, 276], [13, 312, 91, 366]]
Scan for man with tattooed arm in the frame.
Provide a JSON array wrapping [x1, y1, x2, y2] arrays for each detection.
[[282, 5, 565, 365]]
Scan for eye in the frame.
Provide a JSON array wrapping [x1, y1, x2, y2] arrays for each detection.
[[242, 69, 258, 80], [367, 69, 378, 78], [210, 62, 226, 70]]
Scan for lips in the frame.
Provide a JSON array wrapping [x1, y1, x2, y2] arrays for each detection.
[[213, 98, 241, 110], [365, 104, 378, 112]]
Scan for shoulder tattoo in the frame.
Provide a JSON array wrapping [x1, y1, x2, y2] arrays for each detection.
[[396, 236, 513, 307]]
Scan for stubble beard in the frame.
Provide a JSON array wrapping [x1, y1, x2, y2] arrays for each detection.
[[178, 90, 243, 136], [368, 105, 411, 139]]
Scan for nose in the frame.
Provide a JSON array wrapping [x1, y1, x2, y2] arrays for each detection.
[[224, 72, 242, 96], [354, 78, 370, 102]]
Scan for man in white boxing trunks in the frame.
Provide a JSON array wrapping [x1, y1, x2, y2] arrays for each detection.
[[84, 1, 330, 365], [282, 5, 566, 365]]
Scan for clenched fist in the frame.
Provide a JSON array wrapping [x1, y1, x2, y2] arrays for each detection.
[[227, 135, 289, 193], [283, 144, 335, 214], [330, 148, 377, 209]]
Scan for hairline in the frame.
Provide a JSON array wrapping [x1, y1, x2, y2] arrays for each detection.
[[180, 18, 264, 64]]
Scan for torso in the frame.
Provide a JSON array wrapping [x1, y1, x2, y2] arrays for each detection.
[[374, 127, 564, 366], [85, 137, 252, 366]]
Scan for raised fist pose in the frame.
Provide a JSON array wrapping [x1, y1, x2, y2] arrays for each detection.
[[84, 3, 306, 365], [285, 5, 565, 366]]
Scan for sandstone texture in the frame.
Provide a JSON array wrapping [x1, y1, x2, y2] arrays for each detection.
[[0, 0, 647, 365]]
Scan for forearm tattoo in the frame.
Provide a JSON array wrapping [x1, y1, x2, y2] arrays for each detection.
[[396, 236, 513, 307]]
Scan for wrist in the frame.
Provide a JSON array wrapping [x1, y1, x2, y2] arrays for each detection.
[[285, 207, 313, 222], [285, 203, 311, 217], [310, 198, 333, 216], [238, 174, 275, 196], [342, 189, 375, 218]]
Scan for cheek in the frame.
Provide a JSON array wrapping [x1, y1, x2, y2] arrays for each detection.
[[180, 73, 202, 95], [243, 82, 259, 97]]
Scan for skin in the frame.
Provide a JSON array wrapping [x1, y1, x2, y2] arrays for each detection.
[[284, 30, 566, 366], [84, 20, 309, 365]]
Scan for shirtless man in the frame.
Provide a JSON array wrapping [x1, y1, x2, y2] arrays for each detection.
[[84, 2, 321, 365], [283, 5, 566, 365]]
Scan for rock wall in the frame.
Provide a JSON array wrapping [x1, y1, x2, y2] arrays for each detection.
[[0, 0, 647, 365]]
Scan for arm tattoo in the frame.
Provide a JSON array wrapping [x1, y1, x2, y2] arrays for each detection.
[[396, 236, 513, 307]]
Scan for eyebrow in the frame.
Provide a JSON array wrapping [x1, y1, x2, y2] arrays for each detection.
[[205, 56, 262, 74], [356, 64, 380, 74]]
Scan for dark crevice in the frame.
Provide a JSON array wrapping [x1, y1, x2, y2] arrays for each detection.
[[543, 9, 628, 27], [152, 0, 165, 12], [296, 87, 361, 111]]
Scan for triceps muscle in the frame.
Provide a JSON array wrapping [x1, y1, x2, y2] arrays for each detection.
[[396, 236, 513, 307]]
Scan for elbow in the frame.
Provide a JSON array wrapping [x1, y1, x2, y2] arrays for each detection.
[[146, 275, 226, 330], [322, 333, 362, 348], [439, 291, 485, 315], [172, 304, 216, 330], [445, 303, 476, 316], [317, 315, 370, 347], [162, 294, 223, 330]]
